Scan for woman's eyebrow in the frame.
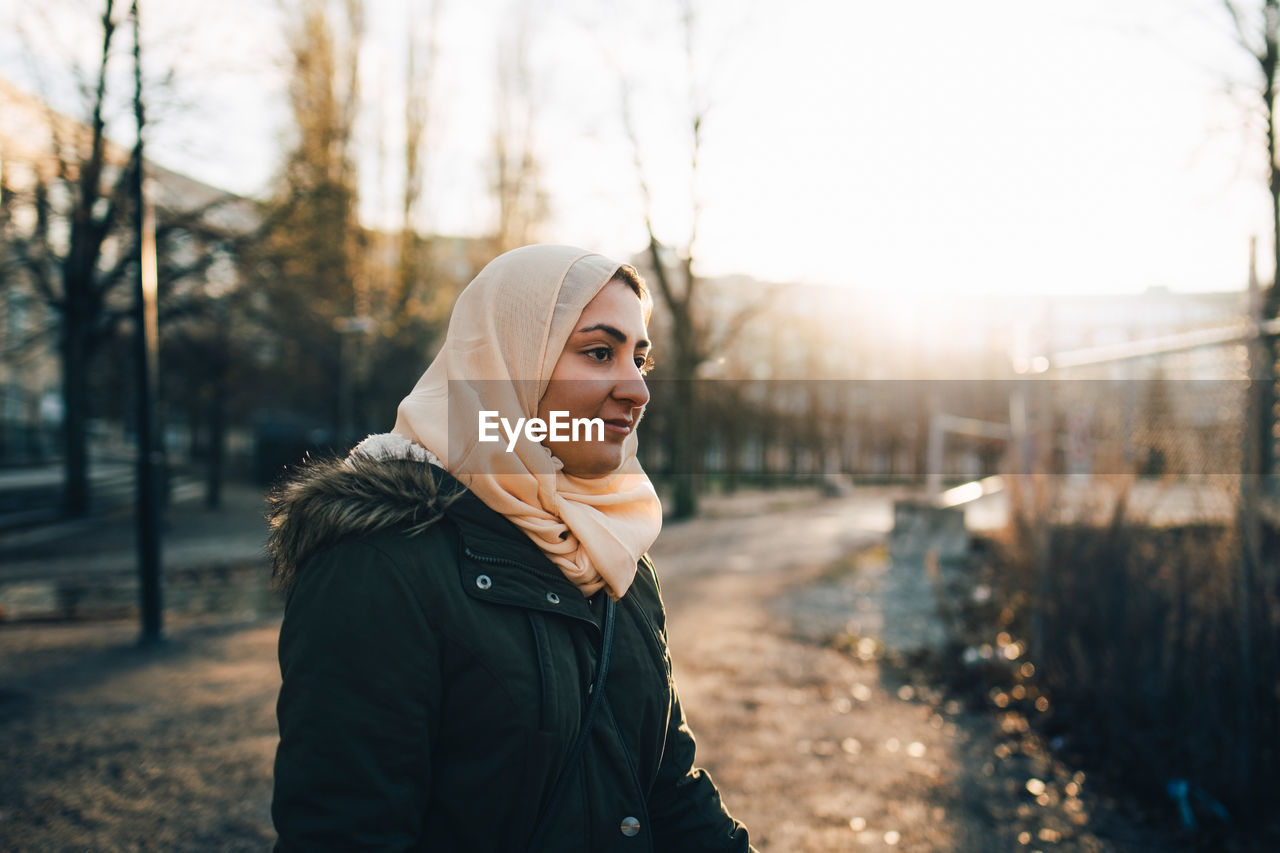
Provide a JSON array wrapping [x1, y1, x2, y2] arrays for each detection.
[[576, 323, 650, 349]]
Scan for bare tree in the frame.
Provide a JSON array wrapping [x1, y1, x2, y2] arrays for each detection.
[[353, 0, 449, 432], [1223, 1, 1280, 478], [1222, 3, 1280, 803], [489, 4, 548, 255], [397, 0, 440, 311], [253, 0, 366, 442], [619, 0, 770, 518], [0, 1, 144, 517]]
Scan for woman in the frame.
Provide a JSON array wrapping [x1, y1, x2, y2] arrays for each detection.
[[269, 245, 754, 851]]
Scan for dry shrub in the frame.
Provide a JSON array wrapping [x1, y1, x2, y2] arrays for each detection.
[[975, 476, 1280, 834]]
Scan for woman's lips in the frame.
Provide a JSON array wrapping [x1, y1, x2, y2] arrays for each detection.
[[603, 420, 632, 436]]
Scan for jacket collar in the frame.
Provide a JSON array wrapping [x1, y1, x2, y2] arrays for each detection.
[[265, 449, 600, 624], [437, 469, 601, 626]]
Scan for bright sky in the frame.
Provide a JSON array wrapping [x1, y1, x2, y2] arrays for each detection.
[[0, 0, 1268, 296]]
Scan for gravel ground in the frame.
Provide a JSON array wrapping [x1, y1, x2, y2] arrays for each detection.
[[666, 554, 1183, 852], [0, 616, 279, 851], [0, 490, 1211, 851]]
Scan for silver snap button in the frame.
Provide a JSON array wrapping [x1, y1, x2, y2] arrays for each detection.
[[620, 816, 640, 837], [545, 592, 560, 605], [475, 574, 492, 590]]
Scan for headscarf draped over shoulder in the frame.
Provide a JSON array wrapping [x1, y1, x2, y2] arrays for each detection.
[[392, 244, 662, 599]]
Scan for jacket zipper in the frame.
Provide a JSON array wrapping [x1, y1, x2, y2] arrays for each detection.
[[463, 545, 537, 572]]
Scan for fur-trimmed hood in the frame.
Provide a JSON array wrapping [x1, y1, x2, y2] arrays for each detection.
[[266, 452, 461, 593]]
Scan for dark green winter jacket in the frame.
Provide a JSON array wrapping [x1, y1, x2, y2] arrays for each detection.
[[268, 451, 753, 852]]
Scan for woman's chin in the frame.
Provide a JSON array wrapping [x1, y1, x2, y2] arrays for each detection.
[[556, 446, 625, 479]]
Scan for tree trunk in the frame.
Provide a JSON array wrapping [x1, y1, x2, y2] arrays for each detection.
[[60, 313, 90, 518], [669, 364, 699, 520], [205, 321, 228, 510], [645, 237, 703, 520], [1263, 64, 1280, 485], [205, 397, 225, 510], [722, 396, 742, 494]]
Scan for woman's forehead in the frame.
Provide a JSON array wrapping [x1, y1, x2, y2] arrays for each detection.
[[575, 280, 647, 334]]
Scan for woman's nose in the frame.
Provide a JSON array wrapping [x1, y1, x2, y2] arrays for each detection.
[[614, 365, 650, 408]]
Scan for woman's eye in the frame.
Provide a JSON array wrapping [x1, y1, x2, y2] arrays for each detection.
[[585, 346, 613, 362], [636, 354, 655, 374]]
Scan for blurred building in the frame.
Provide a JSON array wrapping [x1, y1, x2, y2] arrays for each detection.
[[1011, 286, 1248, 379]]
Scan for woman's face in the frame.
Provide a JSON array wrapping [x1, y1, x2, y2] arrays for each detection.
[[537, 279, 652, 478]]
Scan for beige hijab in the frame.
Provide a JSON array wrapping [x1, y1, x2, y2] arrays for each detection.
[[392, 244, 662, 599]]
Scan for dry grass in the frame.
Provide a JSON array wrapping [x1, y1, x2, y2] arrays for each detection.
[[950, 476, 1280, 850]]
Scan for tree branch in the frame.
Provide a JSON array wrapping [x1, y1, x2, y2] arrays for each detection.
[[1224, 0, 1265, 63], [91, 305, 131, 349], [681, 0, 705, 277], [620, 77, 684, 315], [10, 235, 61, 308], [94, 239, 138, 299], [157, 297, 213, 326], [88, 147, 141, 289], [0, 318, 58, 360], [707, 285, 782, 359], [158, 254, 219, 290], [78, 0, 117, 232]]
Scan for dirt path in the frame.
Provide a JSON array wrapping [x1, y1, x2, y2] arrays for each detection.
[[661, 560, 1116, 852]]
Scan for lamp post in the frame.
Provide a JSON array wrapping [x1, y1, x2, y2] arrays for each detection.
[[132, 0, 163, 646]]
